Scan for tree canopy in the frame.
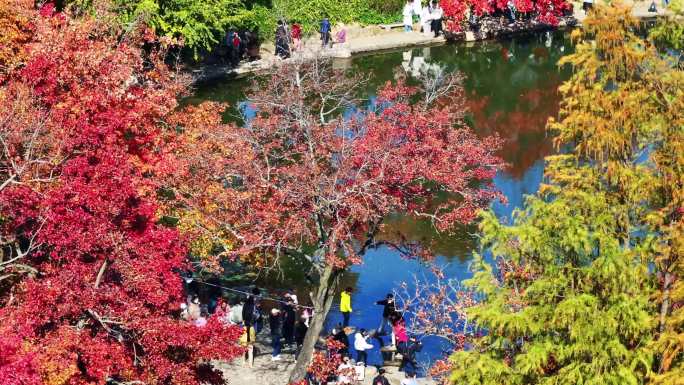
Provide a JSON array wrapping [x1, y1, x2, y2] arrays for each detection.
[[446, 3, 684, 384], [0, 4, 241, 384]]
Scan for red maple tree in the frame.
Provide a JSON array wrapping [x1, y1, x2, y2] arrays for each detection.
[[168, 58, 506, 382], [440, 0, 572, 32], [0, 4, 241, 385]]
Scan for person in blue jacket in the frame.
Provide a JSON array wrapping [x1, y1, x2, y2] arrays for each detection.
[[320, 17, 331, 48]]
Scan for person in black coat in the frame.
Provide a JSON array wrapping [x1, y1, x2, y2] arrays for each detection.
[[332, 324, 350, 357], [281, 297, 296, 345], [294, 316, 308, 359], [375, 293, 396, 335], [242, 288, 260, 340], [269, 308, 284, 360], [399, 336, 422, 373], [274, 19, 290, 59]]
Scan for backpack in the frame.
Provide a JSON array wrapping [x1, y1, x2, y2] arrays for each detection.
[[233, 35, 241, 48]]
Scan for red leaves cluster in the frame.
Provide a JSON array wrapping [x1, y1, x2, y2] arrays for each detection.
[[0, 4, 241, 385], [171, 62, 505, 271], [440, 0, 572, 32]]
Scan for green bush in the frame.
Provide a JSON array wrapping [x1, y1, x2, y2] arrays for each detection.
[[111, 0, 254, 57]]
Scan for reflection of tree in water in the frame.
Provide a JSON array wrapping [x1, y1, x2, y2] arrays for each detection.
[[376, 214, 477, 263], [467, 81, 562, 178]]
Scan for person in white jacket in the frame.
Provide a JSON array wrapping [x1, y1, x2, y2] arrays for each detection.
[[354, 329, 374, 365], [403, 0, 414, 32], [420, 3, 432, 36]]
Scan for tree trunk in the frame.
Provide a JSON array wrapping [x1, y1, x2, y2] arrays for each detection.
[[289, 263, 339, 383], [659, 271, 673, 334]]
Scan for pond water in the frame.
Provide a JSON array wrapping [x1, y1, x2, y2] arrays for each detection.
[[191, 31, 574, 371]]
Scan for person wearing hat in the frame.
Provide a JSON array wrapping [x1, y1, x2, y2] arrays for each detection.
[[372, 368, 391, 385], [269, 308, 284, 360]]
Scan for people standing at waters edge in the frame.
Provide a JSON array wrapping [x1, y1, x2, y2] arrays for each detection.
[[391, 313, 409, 350], [400, 336, 422, 373], [291, 22, 302, 51], [229, 31, 241, 67], [430, 0, 444, 37], [275, 20, 290, 59], [354, 328, 374, 365], [281, 295, 296, 346], [294, 316, 308, 359], [403, 0, 414, 32], [375, 293, 396, 335], [269, 308, 283, 361], [340, 287, 353, 326], [320, 17, 331, 48], [333, 324, 351, 357]]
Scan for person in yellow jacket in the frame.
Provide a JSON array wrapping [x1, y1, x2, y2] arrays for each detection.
[[239, 324, 256, 368], [340, 287, 353, 327]]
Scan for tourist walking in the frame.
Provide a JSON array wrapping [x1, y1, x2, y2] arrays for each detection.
[[340, 287, 353, 327], [429, 0, 443, 37], [275, 20, 290, 59], [375, 293, 396, 335], [239, 323, 256, 368], [582, 0, 593, 12], [403, 0, 414, 32], [294, 316, 308, 359], [229, 30, 242, 67], [291, 22, 302, 51], [354, 328, 374, 365], [320, 17, 331, 48], [372, 368, 391, 385], [269, 308, 283, 360]]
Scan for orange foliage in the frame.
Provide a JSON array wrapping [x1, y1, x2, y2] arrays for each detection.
[[0, 0, 34, 82]]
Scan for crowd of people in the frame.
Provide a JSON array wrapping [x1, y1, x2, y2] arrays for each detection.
[[181, 285, 422, 383], [273, 18, 349, 60], [403, 0, 444, 38]]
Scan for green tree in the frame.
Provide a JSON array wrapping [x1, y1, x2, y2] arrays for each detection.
[[111, 0, 255, 56], [449, 3, 684, 384], [450, 188, 654, 384]]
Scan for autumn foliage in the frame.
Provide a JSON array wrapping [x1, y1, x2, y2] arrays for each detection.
[[440, 0, 572, 32], [0, 3, 241, 385]]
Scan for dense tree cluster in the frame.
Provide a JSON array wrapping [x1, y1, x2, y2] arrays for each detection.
[[440, 4, 684, 385], [440, 0, 572, 32], [0, 3, 241, 384]]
